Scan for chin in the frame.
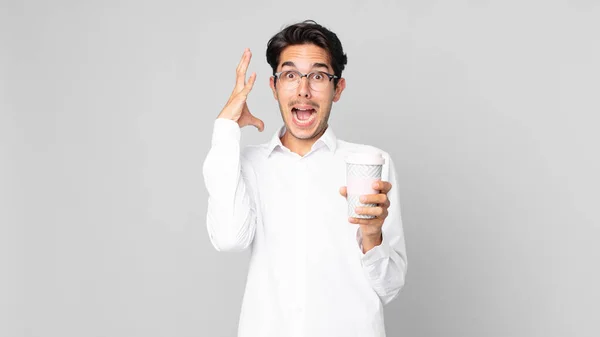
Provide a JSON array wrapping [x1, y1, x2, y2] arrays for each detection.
[[288, 122, 325, 140]]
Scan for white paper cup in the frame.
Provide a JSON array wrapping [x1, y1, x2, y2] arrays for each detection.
[[345, 153, 385, 219]]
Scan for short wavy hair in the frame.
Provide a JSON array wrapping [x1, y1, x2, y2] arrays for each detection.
[[266, 20, 347, 88]]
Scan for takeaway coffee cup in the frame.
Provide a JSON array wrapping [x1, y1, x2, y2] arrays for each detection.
[[345, 153, 385, 219]]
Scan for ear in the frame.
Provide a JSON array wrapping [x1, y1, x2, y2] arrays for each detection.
[[332, 77, 346, 102], [269, 76, 278, 100]]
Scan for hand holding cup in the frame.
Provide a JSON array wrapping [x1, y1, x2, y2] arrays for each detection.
[[339, 153, 392, 239]]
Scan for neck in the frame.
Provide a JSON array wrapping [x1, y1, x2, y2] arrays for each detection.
[[281, 127, 327, 157]]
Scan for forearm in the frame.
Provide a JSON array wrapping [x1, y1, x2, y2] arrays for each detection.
[[359, 231, 407, 305], [361, 232, 382, 253], [203, 118, 257, 252]]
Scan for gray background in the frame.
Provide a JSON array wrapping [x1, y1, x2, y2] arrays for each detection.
[[1, 0, 599, 336]]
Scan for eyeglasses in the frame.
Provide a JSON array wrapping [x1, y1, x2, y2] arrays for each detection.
[[273, 70, 339, 91]]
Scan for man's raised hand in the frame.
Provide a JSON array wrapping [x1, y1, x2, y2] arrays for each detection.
[[217, 48, 264, 132]]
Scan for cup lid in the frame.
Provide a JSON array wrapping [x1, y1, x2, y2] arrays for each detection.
[[345, 153, 385, 165]]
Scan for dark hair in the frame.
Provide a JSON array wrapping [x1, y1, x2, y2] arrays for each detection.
[[266, 20, 347, 88]]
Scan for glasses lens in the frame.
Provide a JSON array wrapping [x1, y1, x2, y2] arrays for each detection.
[[279, 71, 299, 89], [308, 71, 329, 91]]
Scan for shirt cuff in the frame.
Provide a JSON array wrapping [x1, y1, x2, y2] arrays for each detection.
[[211, 118, 241, 146], [356, 227, 391, 265]]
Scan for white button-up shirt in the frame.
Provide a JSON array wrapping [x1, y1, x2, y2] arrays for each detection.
[[203, 118, 407, 337]]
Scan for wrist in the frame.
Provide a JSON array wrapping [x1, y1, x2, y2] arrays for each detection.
[[217, 113, 238, 122], [363, 233, 382, 243], [361, 229, 382, 252]]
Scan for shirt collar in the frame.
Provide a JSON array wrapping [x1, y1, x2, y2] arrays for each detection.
[[266, 124, 338, 157]]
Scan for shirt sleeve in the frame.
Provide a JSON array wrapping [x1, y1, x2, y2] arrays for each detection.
[[356, 154, 408, 305], [202, 118, 258, 252]]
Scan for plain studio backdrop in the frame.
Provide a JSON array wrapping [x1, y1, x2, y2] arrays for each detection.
[[1, 0, 599, 336]]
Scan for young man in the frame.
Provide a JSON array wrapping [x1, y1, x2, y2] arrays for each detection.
[[203, 20, 407, 337]]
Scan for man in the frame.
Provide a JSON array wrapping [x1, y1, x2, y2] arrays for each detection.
[[203, 20, 407, 337]]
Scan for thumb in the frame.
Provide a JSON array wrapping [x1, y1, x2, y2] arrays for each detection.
[[339, 186, 347, 198], [252, 116, 265, 132]]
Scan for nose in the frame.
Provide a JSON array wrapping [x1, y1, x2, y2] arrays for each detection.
[[297, 76, 312, 98]]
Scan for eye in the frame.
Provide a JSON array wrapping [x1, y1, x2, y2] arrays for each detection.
[[312, 72, 325, 81], [284, 71, 297, 80]]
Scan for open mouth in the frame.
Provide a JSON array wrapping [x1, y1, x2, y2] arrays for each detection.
[[292, 107, 317, 127]]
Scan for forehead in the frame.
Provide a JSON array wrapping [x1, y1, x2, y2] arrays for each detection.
[[278, 44, 332, 71]]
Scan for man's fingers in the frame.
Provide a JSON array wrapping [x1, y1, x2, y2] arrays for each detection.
[[359, 193, 387, 205], [242, 72, 256, 95], [235, 49, 247, 73], [348, 217, 385, 226], [235, 49, 251, 91], [339, 186, 347, 197], [240, 49, 252, 75], [235, 50, 247, 88], [232, 72, 255, 102], [373, 181, 392, 193], [354, 206, 386, 217]]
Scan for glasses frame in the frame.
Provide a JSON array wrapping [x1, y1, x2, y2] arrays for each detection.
[[273, 70, 339, 91]]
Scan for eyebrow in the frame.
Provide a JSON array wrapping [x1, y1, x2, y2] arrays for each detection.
[[281, 61, 331, 71]]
